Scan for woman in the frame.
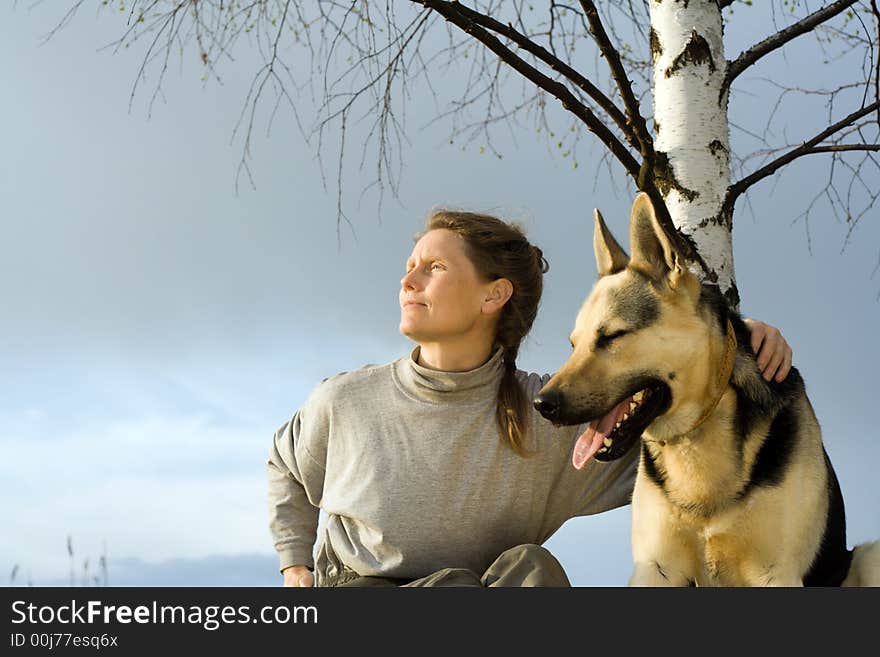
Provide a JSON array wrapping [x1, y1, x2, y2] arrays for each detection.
[[267, 210, 792, 587]]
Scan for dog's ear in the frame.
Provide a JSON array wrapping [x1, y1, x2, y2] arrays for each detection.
[[593, 208, 629, 276], [629, 193, 681, 281]]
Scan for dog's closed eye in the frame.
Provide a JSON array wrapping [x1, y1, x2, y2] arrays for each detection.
[[595, 329, 629, 350]]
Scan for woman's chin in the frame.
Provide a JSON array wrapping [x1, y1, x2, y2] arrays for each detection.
[[399, 321, 420, 340], [400, 322, 435, 344]]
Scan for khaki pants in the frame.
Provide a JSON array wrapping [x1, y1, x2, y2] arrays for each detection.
[[328, 544, 570, 588]]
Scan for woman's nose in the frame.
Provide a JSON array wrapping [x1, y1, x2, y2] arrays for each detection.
[[401, 270, 419, 290]]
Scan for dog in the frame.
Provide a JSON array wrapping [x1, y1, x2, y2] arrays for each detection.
[[534, 193, 880, 586]]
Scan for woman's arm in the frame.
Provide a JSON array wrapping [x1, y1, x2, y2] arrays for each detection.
[[266, 412, 323, 583]]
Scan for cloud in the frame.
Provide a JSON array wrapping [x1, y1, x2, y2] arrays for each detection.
[[20, 553, 280, 588], [1, 405, 280, 581]]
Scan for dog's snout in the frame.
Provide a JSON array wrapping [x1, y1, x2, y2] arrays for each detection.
[[533, 390, 562, 421]]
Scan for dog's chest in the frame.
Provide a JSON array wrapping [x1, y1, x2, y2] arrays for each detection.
[[646, 437, 746, 515]]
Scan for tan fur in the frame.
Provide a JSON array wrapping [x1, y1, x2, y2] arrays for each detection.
[[843, 542, 880, 586], [630, 393, 828, 586]]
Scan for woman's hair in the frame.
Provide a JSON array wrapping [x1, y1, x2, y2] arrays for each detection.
[[424, 210, 550, 457]]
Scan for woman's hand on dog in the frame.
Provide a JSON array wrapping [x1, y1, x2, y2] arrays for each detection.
[[744, 319, 792, 383], [282, 565, 314, 587]]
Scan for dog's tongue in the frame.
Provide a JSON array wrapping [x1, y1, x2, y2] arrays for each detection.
[[572, 397, 631, 470]]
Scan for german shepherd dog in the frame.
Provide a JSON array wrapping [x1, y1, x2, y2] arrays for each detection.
[[534, 193, 880, 586]]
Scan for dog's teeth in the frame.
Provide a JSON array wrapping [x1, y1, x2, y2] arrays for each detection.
[[598, 447, 608, 453], [604, 437, 613, 447], [634, 390, 643, 402]]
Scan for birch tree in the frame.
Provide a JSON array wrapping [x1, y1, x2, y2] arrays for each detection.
[[43, 1, 880, 306]]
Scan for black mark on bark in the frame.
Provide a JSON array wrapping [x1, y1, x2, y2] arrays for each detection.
[[666, 30, 716, 79]]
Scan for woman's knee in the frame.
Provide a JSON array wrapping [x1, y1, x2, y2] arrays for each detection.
[[485, 544, 570, 586], [501, 543, 551, 561]]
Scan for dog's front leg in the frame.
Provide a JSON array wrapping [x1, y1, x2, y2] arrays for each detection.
[[741, 564, 804, 587], [629, 561, 692, 587], [630, 478, 698, 587]]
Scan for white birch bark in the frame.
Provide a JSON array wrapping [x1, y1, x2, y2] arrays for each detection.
[[649, 0, 735, 299]]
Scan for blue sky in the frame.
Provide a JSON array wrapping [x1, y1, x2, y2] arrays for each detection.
[[2, 3, 878, 587]]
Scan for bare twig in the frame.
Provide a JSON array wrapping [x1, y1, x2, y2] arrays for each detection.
[[724, 1, 859, 94], [577, 0, 654, 186], [26, 0, 876, 275], [420, 0, 641, 179], [727, 100, 880, 206], [437, 1, 638, 151]]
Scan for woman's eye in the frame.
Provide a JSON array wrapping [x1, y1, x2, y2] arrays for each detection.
[[431, 263, 444, 271]]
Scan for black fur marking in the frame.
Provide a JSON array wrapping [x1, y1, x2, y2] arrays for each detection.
[[668, 372, 676, 380], [655, 563, 669, 581], [744, 404, 797, 491], [699, 282, 810, 501], [803, 450, 853, 587], [733, 385, 763, 450], [698, 284, 730, 337], [641, 442, 667, 491], [610, 277, 659, 331], [699, 283, 805, 446]]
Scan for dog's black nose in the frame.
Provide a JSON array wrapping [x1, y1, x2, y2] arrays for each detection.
[[533, 391, 561, 421]]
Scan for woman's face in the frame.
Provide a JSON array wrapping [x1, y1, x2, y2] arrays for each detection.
[[399, 229, 493, 345]]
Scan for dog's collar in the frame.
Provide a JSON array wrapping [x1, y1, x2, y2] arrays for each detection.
[[680, 319, 737, 437]]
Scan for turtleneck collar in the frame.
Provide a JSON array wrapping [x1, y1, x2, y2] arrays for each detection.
[[392, 345, 505, 404]]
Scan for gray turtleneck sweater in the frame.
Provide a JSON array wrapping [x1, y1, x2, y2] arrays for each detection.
[[266, 346, 638, 583]]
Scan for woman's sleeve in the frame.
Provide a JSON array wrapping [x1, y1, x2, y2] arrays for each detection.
[[567, 440, 638, 517], [522, 370, 639, 532], [266, 405, 327, 573]]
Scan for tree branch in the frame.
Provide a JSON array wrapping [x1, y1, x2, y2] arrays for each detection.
[[577, 0, 654, 186], [418, 0, 641, 179], [569, 2, 705, 276], [570, 2, 704, 275], [727, 100, 880, 206], [444, 1, 639, 152], [806, 144, 880, 154], [873, 0, 880, 127], [724, 0, 859, 94]]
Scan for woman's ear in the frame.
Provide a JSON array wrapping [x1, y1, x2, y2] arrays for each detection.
[[482, 278, 513, 315]]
